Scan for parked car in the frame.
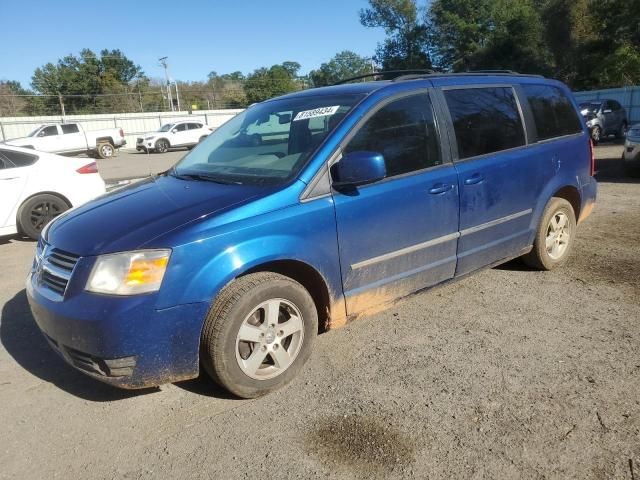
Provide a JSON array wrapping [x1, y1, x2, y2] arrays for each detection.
[[622, 123, 640, 176], [0, 145, 105, 239], [3, 123, 126, 159], [136, 121, 212, 153], [27, 72, 596, 398], [579, 99, 628, 144]]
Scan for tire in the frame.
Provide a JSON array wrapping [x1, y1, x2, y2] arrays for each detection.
[[591, 125, 601, 144], [96, 142, 115, 159], [17, 193, 70, 240], [199, 136, 207, 143], [523, 197, 576, 271], [155, 139, 169, 153], [617, 122, 628, 139], [201, 272, 318, 398]]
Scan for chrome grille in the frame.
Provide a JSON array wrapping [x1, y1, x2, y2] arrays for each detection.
[[34, 241, 80, 300]]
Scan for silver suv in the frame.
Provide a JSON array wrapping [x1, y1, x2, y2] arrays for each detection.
[[579, 99, 628, 144]]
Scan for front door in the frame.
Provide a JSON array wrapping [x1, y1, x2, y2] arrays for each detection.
[[442, 85, 537, 275], [331, 92, 460, 316], [170, 123, 190, 146]]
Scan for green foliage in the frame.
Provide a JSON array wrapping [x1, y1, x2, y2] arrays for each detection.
[[360, 0, 432, 70], [243, 62, 303, 104], [30, 49, 146, 114], [309, 51, 373, 86]]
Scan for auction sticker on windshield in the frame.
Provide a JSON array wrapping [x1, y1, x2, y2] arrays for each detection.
[[293, 106, 340, 121]]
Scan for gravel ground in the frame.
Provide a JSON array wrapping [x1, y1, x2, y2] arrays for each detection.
[[0, 145, 638, 479]]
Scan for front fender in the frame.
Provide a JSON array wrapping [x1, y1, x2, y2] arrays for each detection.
[[155, 197, 345, 319]]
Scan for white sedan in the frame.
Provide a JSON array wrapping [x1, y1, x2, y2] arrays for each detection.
[[136, 120, 212, 153], [0, 145, 105, 240]]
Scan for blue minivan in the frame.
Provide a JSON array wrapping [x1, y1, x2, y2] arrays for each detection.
[[27, 72, 597, 398]]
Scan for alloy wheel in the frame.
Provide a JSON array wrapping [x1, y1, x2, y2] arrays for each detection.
[[235, 298, 304, 380]]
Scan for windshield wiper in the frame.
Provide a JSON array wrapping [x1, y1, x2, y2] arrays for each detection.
[[170, 170, 241, 185]]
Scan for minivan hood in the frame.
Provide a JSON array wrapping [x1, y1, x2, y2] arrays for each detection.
[[46, 175, 274, 256]]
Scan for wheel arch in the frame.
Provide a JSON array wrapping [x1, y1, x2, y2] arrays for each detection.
[[552, 185, 581, 220], [241, 259, 332, 333], [95, 136, 115, 145], [155, 137, 171, 147]]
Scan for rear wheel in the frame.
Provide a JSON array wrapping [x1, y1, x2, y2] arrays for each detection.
[[17, 194, 70, 240], [96, 142, 115, 159], [523, 197, 576, 270], [155, 139, 169, 153], [201, 272, 317, 398]]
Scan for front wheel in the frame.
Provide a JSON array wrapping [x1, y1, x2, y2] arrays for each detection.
[[591, 125, 602, 144], [523, 197, 576, 270], [201, 272, 318, 398], [154, 139, 169, 153], [17, 194, 70, 240]]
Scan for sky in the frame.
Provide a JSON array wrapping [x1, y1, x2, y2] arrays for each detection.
[[0, 0, 386, 88]]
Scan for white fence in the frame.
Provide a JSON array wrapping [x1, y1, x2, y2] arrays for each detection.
[[0, 109, 243, 149]]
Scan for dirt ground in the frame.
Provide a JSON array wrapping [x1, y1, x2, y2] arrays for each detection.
[[0, 145, 638, 479]]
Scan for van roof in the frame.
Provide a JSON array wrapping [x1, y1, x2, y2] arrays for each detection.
[[271, 72, 560, 103]]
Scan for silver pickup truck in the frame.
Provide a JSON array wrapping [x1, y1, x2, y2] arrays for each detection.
[[4, 123, 126, 158]]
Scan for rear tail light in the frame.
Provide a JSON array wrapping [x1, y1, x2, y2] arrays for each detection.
[[589, 138, 595, 176], [76, 162, 98, 174], [119, 128, 124, 137]]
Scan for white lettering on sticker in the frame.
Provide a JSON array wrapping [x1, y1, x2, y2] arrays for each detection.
[[293, 106, 340, 122]]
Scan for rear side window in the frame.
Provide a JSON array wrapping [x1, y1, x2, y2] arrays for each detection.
[[175, 123, 187, 132], [0, 149, 38, 167], [189, 123, 203, 129], [345, 93, 442, 177], [522, 85, 583, 141], [61, 124, 79, 134], [445, 87, 526, 159]]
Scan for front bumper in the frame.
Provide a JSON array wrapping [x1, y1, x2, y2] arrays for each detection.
[[26, 269, 209, 389]]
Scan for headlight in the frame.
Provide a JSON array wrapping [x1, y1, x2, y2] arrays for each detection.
[[86, 249, 171, 295]]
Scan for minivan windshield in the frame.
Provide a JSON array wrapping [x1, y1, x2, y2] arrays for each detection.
[[172, 94, 364, 185], [158, 124, 174, 132]]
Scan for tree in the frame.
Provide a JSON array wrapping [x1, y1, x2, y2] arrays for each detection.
[[309, 51, 373, 86], [243, 62, 302, 104], [360, 0, 432, 71], [0, 81, 30, 116], [30, 49, 146, 114]]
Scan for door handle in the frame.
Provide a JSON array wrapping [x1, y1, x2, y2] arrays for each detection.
[[428, 183, 454, 195], [464, 173, 484, 185]]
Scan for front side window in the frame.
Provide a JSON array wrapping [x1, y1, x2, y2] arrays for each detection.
[[445, 87, 526, 159], [174, 123, 187, 132], [158, 124, 173, 132], [344, 93, 442, 177], [61, 124, 79, 134], [522, 84, 583, 141], [174, 94, 364, 185], [39, 126, 58, 137]]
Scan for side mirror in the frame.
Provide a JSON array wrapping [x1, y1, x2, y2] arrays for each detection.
[[171, 129, 178, 134], [38, 130, 46, 137], [331, 151, 386, 188]]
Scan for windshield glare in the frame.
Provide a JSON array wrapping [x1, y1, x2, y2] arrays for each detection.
[[173, 94, 363, 185], [28, 126, 42, 137], [158, 124, 174, 132], [580, 102, 601, 114]]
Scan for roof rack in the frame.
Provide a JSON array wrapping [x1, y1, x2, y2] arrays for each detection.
[[392, 69, 543, 82], [332, 69, 435, 85]]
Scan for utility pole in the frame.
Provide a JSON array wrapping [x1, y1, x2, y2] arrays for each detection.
[[159, 56, 174, 111]]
